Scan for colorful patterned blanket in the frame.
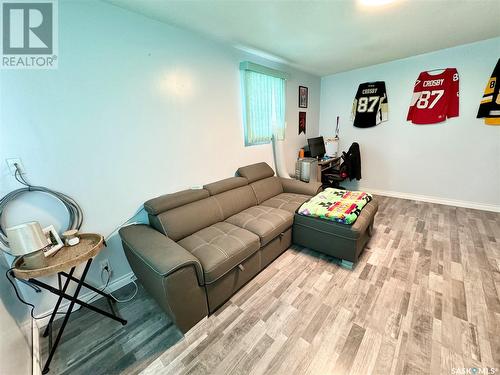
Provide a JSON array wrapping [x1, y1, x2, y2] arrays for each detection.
[[298, 188, 372, 225]]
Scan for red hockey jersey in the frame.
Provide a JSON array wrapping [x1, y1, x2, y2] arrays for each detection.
[[407, 68, 459, 124]]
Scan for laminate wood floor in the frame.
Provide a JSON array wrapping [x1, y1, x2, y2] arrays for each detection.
[[38, 283, 183, 375], [143, 196, 500, 375], [40, 196, 500, 375]]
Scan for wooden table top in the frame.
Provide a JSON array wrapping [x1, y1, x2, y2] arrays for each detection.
[[12, 233, 104, 280]]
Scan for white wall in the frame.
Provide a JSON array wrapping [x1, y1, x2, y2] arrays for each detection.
[[0, 0, 320, 314], [320, 37, 500, 211]]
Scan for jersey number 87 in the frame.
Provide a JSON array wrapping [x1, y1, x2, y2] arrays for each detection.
[[357, 96, 379, 113], [416, 90, 444, 109]]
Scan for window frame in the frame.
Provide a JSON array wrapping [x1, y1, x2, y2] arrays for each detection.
[[239, 62, 289, 146]]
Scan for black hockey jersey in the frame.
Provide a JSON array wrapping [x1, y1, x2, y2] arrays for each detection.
[[477, 58, 500, 126], [351, 82, 388, 128]]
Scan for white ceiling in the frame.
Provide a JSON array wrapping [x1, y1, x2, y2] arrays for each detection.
[[107, 0, 500, 76]]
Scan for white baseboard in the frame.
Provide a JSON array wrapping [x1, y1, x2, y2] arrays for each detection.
[[364, 187, 500, 213], [33, 271, 136, 328]]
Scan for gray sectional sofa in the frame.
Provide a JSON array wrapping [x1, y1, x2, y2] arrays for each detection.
[[119, 162, 322, 332]]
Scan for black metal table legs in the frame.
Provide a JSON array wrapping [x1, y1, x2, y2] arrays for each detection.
[[25, 258, 127, 374], [41, 267, 76, 339]]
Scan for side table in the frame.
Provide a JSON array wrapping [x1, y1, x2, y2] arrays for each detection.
[[11, 233, 127, 374]]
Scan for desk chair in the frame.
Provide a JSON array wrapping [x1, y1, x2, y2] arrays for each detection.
[[322, 142, 362, 189], [322, 160, 347, 189]]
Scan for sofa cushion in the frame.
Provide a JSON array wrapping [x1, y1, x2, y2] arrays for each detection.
[[213, 185, 257, 219], [250, 176, 284, 204], [225, 206, 293, 246], [261, 193, 311, 213], [155, 197, 223, 241], [237, 162, 275, 183], [204, 177, 248, 195], [178, 222, 260, 284]]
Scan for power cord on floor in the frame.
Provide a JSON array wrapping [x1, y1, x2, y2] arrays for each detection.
[[100, 267, 138, 303], [85, 266, 138, 304], [7, 264, 138, 322], [85, 266, 113, 305], [95, 208, 142, 303], [6, 250, 139, 319], [5, 268, 66, 320], [109, 280, 138, 303]]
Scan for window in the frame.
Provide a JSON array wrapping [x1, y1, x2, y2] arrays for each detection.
[[240, 62, 288, 146]]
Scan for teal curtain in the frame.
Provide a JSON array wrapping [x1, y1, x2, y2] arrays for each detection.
[[241, 69, 286, 146]]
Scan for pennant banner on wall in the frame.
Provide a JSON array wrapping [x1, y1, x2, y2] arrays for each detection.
[[299, 112, 306, 134]]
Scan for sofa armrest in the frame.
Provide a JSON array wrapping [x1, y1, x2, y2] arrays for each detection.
[[119, 224, 204, 285], [280, 177, 322, 196]]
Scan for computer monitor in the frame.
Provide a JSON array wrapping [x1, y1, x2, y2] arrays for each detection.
[[307, 136, 326, 159]]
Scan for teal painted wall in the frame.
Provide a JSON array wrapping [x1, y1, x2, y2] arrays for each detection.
[[320, 37, 500, 209]]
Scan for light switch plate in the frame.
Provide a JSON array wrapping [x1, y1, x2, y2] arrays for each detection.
[[6, 158, 25, 175]]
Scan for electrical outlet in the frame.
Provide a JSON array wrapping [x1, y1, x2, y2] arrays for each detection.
[[6, 158, 25, 176], [100, 259, 112, 275]]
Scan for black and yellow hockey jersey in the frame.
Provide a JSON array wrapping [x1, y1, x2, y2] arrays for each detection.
[[351, 82, 388, 128], [477, 58, 500, 126]]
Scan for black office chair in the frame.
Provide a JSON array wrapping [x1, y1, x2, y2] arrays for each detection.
[[322, 157, 347, 189], [322, 142, 361, 189]]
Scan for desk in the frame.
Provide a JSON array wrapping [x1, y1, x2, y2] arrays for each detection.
[[12, 233, 127, 374], [316, 157, 341, 183]]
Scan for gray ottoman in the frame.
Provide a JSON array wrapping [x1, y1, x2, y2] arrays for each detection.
[[292, 200, 378, 268]]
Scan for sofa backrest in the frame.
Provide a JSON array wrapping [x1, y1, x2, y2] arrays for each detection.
[[204, 177, 257, 219], [237, 162, 284, 204], [250, 176, 284, 204], [145, 189, 223, 241], [144, 162, 285, 240]]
